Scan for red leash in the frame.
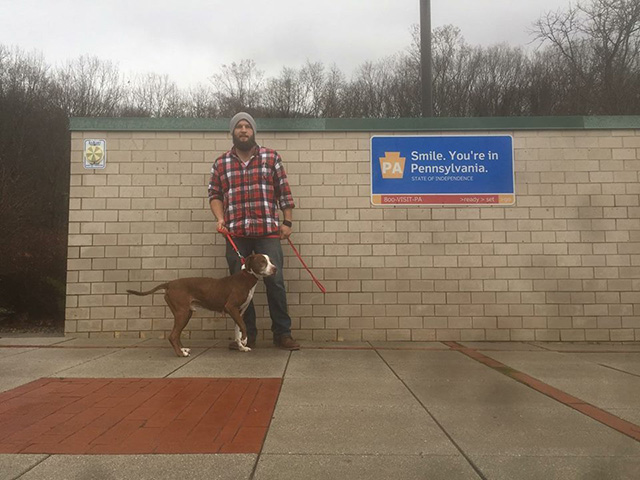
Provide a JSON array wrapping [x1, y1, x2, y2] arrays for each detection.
[[287, 237, 326, 294], [218, 228, 326, 293], [218, 228, 245, 265]]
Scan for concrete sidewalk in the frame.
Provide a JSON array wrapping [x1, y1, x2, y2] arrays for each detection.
[[0, 336, 639, 479]]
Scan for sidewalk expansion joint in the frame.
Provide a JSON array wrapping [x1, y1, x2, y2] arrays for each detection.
[[249, 350, 291, 480], [444, 341, 640, 443], [373, 348, 489, 480], [162, 347, 212, 379], [596, 362, 640, 379]]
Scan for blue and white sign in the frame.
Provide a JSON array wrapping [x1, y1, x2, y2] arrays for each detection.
[[371, 135, 515, 205]]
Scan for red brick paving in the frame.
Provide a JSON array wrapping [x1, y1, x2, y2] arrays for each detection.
[[0, 378, 281, 454]]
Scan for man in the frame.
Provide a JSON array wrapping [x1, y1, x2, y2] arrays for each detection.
[[208, 112, 300, 350]]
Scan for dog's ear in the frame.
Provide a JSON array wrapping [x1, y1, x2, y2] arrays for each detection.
[[244, 254, 257, 273], [247, 254, 268, 275]]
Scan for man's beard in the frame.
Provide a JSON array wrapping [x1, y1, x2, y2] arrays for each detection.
[[232, 133, 257, 151]]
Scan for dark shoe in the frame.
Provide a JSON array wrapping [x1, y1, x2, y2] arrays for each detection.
[[274, 335, 300, 351], [228, 335, 256, 350]]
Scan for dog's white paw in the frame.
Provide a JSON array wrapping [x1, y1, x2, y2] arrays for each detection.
[[181, 348, 191, 357], [239, 345, 251, 352]]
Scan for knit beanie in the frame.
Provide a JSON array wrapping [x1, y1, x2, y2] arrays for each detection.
[[229, 112, 257, 135]]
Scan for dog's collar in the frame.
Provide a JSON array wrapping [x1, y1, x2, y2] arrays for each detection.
[[241, 265, 261, 279]]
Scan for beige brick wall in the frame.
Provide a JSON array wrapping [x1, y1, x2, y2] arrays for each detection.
[[66, 127, 640, 342]]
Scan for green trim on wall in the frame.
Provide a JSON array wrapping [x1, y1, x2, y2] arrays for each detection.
[[69, 116, 640, 132]]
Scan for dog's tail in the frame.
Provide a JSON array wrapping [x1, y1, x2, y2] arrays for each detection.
[[126, 283, 169, 296]]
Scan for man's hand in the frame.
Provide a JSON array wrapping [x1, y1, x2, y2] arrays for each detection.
[[280, 224, 292, 240], [216, 220, 228, 234]]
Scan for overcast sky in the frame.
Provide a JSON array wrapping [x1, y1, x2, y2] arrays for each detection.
[[0, 0, 574, 88]]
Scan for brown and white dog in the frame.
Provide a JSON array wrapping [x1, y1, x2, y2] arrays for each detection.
[[126, 254, 276, 356]]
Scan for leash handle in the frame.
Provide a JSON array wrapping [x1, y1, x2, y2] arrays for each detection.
[[287, 238, 326, 294]]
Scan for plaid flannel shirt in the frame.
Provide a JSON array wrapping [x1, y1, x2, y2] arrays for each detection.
[[208, 145, 295, 237]]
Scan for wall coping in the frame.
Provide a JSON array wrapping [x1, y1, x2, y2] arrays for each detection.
[[69, 116, 640, 132]]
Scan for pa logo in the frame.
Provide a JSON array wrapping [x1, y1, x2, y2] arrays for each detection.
[[379, 152, 405, 179]]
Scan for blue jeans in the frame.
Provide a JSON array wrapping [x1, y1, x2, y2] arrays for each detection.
[[225, 236, 292, 339]]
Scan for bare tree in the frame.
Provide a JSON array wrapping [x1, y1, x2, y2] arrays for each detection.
[[0, 45, 68, 331], [343, 59, 395, 117], [317, 64, 346, 117], [261, 61, 332, 117], [53, 55, 124, 116], [532, 0, 640, 113], [184, 84, 219, 117], [469, 44, 530, 116], [386, 54, 421, 117], [298, 61, 326, 117], [430, 25, 477, 116], [210, 59, 264, 115], [0, 46, 51, 105], [263, 67, 309, 117], [127, 73, 186, 117]]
